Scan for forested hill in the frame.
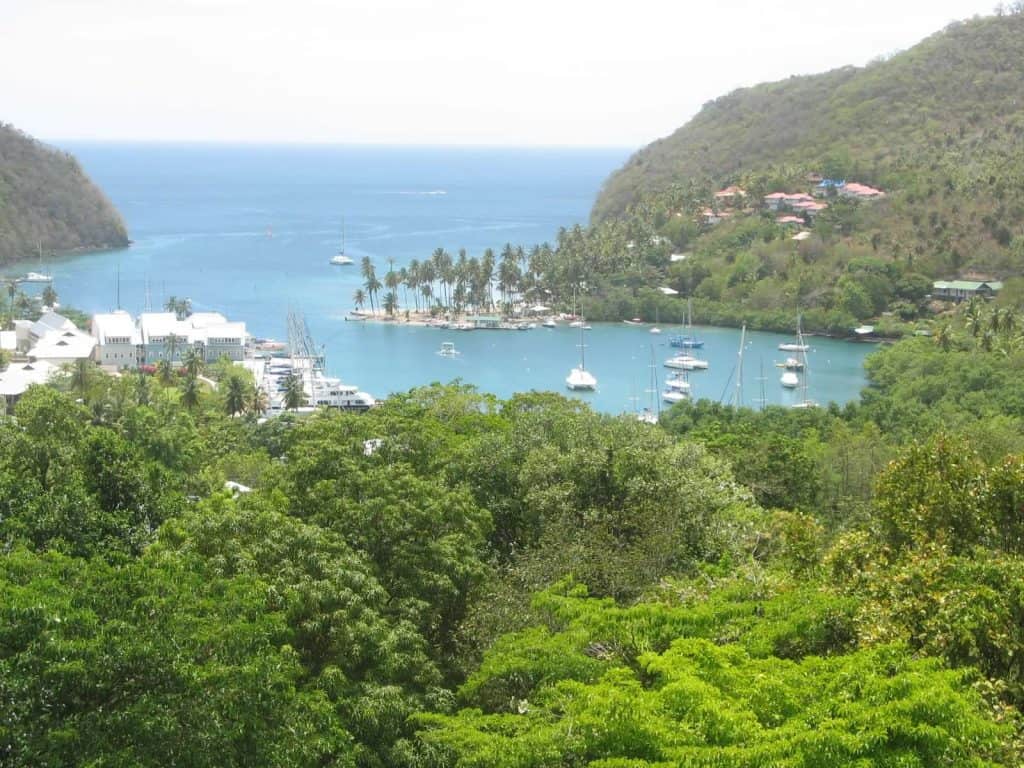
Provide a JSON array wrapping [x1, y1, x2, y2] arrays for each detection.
[[0, 123, 128, 264], [593, 11, 1024, 229]]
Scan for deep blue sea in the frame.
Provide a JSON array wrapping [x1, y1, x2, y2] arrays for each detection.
[[13, 143, 874, 411]]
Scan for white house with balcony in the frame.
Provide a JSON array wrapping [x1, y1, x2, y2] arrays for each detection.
[[92, 311, 143, 368], [92, 311, 249, 368]]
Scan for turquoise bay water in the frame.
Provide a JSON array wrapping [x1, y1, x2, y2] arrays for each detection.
[[19, 143, 875, 411]]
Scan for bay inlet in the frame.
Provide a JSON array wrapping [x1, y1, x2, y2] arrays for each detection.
[[21, 143, 875, 411]]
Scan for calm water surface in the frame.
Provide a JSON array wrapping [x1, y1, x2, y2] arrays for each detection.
[[14, 143, 875, 411]]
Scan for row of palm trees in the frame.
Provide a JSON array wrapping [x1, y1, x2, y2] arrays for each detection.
[[352, 244, 565, 317], [935, 298, 1022, 353]]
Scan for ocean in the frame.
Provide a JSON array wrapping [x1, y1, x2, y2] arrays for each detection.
[[18, 142, 874, 411]]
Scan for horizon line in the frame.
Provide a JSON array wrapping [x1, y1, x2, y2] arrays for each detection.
[[44, 137, 638, 152]]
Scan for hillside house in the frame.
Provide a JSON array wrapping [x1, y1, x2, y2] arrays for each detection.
[[0, 360, 58, 411], [701, 209, 731, 226], [840, 182, 885, 201], [714, 186, 746, 207], [931, 280, 1003, 302]]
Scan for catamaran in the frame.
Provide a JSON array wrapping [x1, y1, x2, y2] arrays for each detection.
[[329, 220, 354, 265], [566, 298, 597, 391], [670, 297, 704, 349], [663, 370, 691, 404], [665, 353, 708, 371]]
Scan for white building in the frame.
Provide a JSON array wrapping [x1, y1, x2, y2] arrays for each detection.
[[92, 311, 143, 368], [27, 329, 97, 367], [91, 310, 248, 368], [0, 360, 58, 410]]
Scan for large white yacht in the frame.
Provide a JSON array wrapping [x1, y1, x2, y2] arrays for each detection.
[[664, 354, 708, 371]]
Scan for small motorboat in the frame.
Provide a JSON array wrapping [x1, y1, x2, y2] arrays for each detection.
[[438, 341, 460, 357]]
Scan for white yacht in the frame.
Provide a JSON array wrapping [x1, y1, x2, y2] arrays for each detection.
[[779, 341, 810, 352], [780, 370, 800, 388], [664, 354, 708, 371], [23, 271, 53, 283], [542, 317, 557, 328], [313, 377, 376, 410], [438, 341, 459, 357]]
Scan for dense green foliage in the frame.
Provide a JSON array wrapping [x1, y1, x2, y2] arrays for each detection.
[[5, 284, 1024, 765], [0, 123, 128, 265]]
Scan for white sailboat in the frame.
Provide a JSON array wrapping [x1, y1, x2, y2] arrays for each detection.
[[329, 220, 354, 265], [22, 241, 53, 283], [566, 293, 597, 391], [778, 315, 810, 351], [638, 345, 660, 424]]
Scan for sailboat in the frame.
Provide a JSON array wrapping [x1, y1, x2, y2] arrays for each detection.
[[778, 315, 810, 352], [650, 306, 662, 334], [566, 294, 597, 391], [23, 241, 53, 283], [670, 297, 704, 349], [791, 327, 816, 408], [638, 345, 660, 423], [329, 220, 354, 265]]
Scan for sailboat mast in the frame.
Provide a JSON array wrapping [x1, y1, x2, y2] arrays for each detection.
[[735, 324, 746, 406]]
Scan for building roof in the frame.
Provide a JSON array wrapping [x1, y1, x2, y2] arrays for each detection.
[[187, 312, 229, 329], [0, 361, 58, 396], [715, 185, 746, 198], [29, 311, 75, 340], [933, 280, 1004, 292], [776, 216, 805, 224], [792, 231, 812, 241], [843, 182, 884, 197], [92, 311, 142, 345], [28, 329, 97, 362]]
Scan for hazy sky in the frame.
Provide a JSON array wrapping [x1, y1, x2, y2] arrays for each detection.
[[3, 0, 999, 147]]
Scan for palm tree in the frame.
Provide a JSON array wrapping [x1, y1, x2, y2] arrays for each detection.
[[165, 332, 183, 365], [135, 371, 151, 406], [225, 375, 247, 416], [183, 346, 204, 380], [248, 387, 269, 416], [284, 372, 305, 410], [360, 257, 378, 315], [156, 358, 174, 384], [385, 268, 401, 314], [964, 297, 984, 338], [383, 291, 398, 317], [353, 288, 367, 312], [180, 375, 201, 409], [934, 322, 953, 352], [480, 248, 495, 311], [41, 284, 58, 308]]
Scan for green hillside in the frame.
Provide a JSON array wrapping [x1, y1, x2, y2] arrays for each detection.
[[572, 11, 1024, 333], [0, 123, 128, 265]]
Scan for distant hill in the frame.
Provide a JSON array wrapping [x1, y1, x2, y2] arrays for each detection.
[[0, 123, 128, 265], [592, 12, 1024, 274]]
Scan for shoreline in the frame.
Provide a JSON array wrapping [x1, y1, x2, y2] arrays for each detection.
[[341, 308, 893, 344]]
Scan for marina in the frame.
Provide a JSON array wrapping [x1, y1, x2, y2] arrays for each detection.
[[14, 143, 878, 414]]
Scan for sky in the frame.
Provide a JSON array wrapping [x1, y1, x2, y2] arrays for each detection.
[[2, 0, 1000, 147]]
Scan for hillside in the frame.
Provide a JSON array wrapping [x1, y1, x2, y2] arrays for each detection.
[[594, 12, 1024, 228], [0, 123, 128, 265], [542, 11, 1024, 334]]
